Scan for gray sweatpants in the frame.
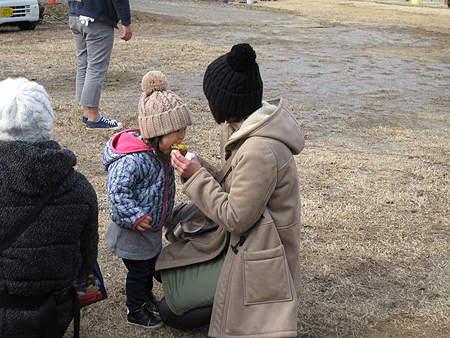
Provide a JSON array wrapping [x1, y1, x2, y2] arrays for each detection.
[[69, 16, 115, 108]]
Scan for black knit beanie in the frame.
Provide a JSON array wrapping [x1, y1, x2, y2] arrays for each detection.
[[203, 43, 263, 117]]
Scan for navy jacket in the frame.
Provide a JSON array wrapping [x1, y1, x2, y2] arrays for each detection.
[[68, 0, 131, 29]]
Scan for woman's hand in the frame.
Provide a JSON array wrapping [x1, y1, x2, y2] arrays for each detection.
[[135, 215, 153, 232], [171, 149, 202, 179]]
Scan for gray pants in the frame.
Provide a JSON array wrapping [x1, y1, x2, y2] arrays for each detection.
[[69, 16, 115, 108]]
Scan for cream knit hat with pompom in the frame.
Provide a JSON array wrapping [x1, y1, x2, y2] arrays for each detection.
[[138, 71, 192, 139]]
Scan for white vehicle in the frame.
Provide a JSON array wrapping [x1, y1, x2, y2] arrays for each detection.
[[0, 0, 40, 30]]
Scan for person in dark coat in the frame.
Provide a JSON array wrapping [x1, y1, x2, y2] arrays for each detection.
[[0, 77, 99, 337]]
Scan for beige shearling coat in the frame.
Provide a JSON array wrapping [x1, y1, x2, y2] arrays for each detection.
[[156, 98, 304, 337]]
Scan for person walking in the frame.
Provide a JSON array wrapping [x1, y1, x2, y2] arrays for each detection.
[[68, 0, 133, 129]]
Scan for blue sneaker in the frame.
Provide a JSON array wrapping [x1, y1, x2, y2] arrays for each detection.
[[86, 115, 123, 130], [82, 114, 103, 124]]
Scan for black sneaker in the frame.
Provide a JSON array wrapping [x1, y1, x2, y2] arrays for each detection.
[[145, 293, 161, 316], [127, 306, 163, 329]]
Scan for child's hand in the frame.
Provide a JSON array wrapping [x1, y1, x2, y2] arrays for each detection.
[[135, 216, 153, 232]]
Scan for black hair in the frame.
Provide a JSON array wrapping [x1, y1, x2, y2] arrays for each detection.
[[143, 136, 167, 162], [209, 102, 253, 125]]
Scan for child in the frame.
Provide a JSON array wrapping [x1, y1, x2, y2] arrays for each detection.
[[101, 71, 193, 328]]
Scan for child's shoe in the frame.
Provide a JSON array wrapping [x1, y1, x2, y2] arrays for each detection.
[[127, 306, 163, 329], [145, 293, 161, 316]]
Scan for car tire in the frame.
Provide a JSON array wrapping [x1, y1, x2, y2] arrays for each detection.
[[18, 21, 38, 31]]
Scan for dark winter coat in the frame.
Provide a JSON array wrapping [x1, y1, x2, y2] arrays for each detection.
[[0, 140, 99, 338]]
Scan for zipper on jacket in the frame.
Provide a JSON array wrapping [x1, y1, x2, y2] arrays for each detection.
[[157, 161, 169, 230]]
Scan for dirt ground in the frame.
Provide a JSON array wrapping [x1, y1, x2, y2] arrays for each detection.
[[1, 0, 449, 337], [258, 0, 450, 32]]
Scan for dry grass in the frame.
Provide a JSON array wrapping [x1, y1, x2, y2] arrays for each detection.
[[257, 0, 450, 33], [1, 1, 449, 337]]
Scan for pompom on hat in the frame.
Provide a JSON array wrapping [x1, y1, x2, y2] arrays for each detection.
[[138, 71, 192, 139], [203, 43, 263, 116], [0, 77, 54, 142]]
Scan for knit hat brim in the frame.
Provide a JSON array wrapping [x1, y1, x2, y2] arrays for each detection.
[[139, 99, 192, 139]]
